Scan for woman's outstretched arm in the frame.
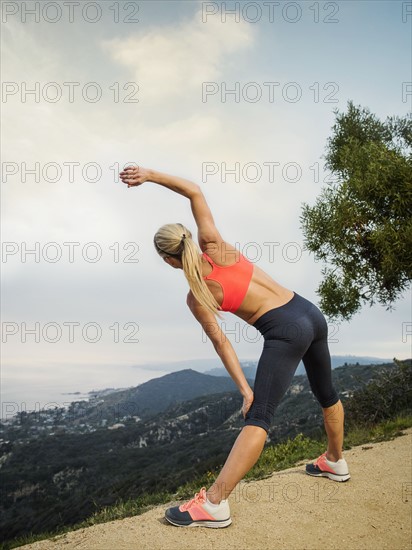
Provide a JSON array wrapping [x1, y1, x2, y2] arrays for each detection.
[[120, 165, 199, 198], [120, 166, 222, 246]]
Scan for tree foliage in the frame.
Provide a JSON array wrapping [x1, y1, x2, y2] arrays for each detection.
[[300, 100, 412, 320]]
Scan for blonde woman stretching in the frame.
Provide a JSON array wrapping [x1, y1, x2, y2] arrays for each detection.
[[120, 165, 350, 529]]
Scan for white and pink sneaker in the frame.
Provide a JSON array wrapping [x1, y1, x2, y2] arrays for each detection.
[[306, 451, 351, 482], [165, 486, 232, 528]]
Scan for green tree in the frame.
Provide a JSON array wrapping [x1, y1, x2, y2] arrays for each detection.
[[300, 100, 412, 320]]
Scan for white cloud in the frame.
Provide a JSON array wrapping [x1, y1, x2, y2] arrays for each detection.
[[100, 8, 255, 102], [145, 113, 221, 146]]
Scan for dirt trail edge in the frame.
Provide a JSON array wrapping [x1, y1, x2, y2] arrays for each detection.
[[18, 428, 412, 550]]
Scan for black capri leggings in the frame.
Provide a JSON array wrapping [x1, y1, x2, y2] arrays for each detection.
[[244, 291, 340, 433]]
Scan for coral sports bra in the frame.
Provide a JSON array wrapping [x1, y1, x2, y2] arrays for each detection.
[[202, 251, 254, 313]]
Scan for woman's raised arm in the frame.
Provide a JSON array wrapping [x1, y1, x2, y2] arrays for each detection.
[[120, 165, 199, 198], [120, 166, 223, 247]]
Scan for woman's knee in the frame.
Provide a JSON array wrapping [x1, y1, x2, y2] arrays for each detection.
[[243, 423, 269, 437], [244, 402, 272, 433], [244, 419, 270, 434], [316, 389, 340, 409]]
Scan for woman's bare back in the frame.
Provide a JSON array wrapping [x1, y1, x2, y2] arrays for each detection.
[[201, 241, 295, 325]]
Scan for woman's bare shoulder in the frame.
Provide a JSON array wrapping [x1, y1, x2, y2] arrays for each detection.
[[201, 240, 241, 267]]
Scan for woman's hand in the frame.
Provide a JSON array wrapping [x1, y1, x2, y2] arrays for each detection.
[[241, 390, 254, 419], [120, 165, 151, 188]]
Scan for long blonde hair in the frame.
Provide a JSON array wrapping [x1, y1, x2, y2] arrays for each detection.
[[153, 223, 224, 319]]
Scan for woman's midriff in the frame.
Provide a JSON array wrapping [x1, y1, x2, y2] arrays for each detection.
[[231, 263, 295, 325]]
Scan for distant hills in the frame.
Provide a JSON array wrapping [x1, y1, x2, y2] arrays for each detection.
[[204, 355, 391, 378], [68, 369, 254, 428], [132, 355, 391, 377]]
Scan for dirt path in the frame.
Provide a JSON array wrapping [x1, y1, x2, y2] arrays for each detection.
[[18, 428, 412, 550]]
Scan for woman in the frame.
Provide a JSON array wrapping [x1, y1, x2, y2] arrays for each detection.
[[119, 165, 350, 529]]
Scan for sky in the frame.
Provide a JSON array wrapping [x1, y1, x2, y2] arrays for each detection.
[[1, 0, 411, 416]]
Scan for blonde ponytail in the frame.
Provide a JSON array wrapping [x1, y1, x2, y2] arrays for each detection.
[[154, 223, 224, 319]]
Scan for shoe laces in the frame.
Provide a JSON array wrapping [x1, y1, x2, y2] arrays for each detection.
[[181, 487, 207, 511]]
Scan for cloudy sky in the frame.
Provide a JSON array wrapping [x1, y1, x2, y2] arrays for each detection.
[[1, 0, 411, 414]]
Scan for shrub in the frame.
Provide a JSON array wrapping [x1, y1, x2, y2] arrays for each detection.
[[344, 358, 411, 427]]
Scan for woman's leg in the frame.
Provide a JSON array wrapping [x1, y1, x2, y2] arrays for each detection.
[[206, 425, 267, 504], [302, 313, 344, 462], [322, 399, 344, 461], [206, 341, 302, 504]]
